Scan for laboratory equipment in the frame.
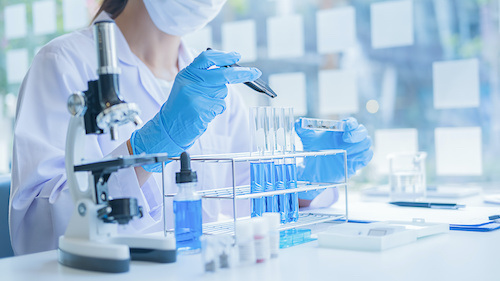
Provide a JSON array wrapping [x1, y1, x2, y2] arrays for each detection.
[[174, 152, 202, 252], [235, 220, 256, 265], [280, 228, 315, 249], [230, 63, 277, 98], [299, 117, 345, 131], [58, 21, 176, 273], [250, 107, 276, 216], [253, 217, 270, 263], [206, 48, 277, 98], [279, 108, 299, 223], [274, 107, 291, 223], [318, 219, 448, 251], [388, 152, 427, 202], [262, 212, 280, 258], [201, 235, 219, 272]]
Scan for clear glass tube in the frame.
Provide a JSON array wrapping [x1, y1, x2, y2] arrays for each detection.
[[250, 107, 275, 217], [284, 108, 299, 223]]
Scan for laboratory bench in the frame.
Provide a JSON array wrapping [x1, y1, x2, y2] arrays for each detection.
[[2, 190, 499, 281]]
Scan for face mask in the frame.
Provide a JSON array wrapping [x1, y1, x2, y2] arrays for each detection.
[[143, 0, 227, 36]]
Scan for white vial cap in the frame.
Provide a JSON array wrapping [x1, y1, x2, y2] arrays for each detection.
[[262, 212, 280, 230], [252, 217, 269, 236], [236, 220, 254, 241]]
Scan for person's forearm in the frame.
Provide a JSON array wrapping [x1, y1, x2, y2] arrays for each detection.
[[127, 139, 152, 187]]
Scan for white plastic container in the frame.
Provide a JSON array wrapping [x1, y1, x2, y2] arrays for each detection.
[[236, 220, 256, 265], [252, 217, 271, 263], [262, 212, 280, 258]]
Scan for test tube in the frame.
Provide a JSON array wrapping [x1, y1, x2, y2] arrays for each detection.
[[273, 107, 289, 223], [284, 108, 299, 223], [249, 107, 276, 217]]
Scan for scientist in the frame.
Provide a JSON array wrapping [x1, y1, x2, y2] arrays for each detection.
[[9, 0, 373, 255]]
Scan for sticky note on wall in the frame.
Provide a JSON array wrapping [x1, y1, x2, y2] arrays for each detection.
[[4, 4, 27, 39], [371, 0, 414, 49], [33, 0, 57, 35], [183, 26, 213, 54], [318, 69, 359, 115], [433, 59, 480, 109], [6, 49, 29, 84], [267, 15, 305, 59], [269, 72, 307, 116], [316, 7, 356, 54], [435, 127, 482, 176], [63, 0, 89, 31], [374, 128, 419, 174], [222, 20, 257, 63]]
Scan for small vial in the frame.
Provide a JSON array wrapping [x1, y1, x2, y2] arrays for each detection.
[[218, 234, 235, 268], [201, 236, 218, 272], [262, 212, 280, 258], [236, 220, 256, 265], [252, 217, 270, 263]]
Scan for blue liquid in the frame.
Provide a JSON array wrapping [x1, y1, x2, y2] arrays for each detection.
[[274, 163, 289, 223], [286, 163, 299, 223], [174, 199, 202, 251], [251, 161, 275, 217]]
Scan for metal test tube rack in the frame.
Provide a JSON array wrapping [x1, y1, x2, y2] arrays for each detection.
[[165, 149, 349, 235]]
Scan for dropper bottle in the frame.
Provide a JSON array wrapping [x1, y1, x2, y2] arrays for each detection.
[[174, 152, 202, 253]]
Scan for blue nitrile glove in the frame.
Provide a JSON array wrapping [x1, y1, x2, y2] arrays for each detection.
[[131, 50, 262, 172], [295, 117, 373, 200]]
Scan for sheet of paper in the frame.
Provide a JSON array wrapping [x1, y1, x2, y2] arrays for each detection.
[[267, 15, 304, 59], [316, 7, 356, 54], [222, 20, 257, 63], [371, 0, 414, 49], [33, 0, 57, 35], [63, 0, 88, 31], [319, 202, 496, 226], [373, 128, 418, 174], [269, 72, 307, 116], [182, 26, 213, 54], [318, 69, 358, 115], [433, 59, 480, 109], [4, 4, 27, 39], [435, 127, 482, 176], [6, 49, 29, 84]]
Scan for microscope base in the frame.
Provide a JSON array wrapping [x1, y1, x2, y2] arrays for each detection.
[[58, 234, 177, 273], [58, 237, 130, 273]]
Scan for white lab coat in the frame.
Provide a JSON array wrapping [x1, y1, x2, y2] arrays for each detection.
[[10, 13, 337, 255]]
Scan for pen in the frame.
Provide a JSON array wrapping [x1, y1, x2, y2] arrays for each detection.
[[390, 201, 466, 209], [489, 215, 500, 221], [206, 48, 277, 98]]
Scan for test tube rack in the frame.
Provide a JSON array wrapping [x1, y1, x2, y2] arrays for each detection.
[[165, 150, 349, 235]]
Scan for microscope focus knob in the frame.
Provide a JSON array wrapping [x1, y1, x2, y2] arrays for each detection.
[[67, 92, 87, 116]]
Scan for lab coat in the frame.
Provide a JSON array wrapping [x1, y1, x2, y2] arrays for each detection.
[[10, 12, 337, 255]]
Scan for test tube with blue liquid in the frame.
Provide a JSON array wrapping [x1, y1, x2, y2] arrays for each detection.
[[273, 107, 290, 223], [250, 107, 276, 217], [283, 108, 299, 223]]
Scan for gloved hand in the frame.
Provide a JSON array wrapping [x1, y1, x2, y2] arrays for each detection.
[[295, 117, 373, 200], [131, 50, 262, 172]]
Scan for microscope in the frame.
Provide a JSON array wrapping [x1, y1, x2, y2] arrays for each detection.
[[58, 21, 176, 273]]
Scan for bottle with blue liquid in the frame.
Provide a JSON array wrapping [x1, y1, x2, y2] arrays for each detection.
[[174, 152, 202, 252]]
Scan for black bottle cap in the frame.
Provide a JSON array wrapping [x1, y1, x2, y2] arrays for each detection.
[[176, 152, 197, 183]]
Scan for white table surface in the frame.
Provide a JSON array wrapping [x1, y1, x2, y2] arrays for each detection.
[[2, 191, 499, 281]]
